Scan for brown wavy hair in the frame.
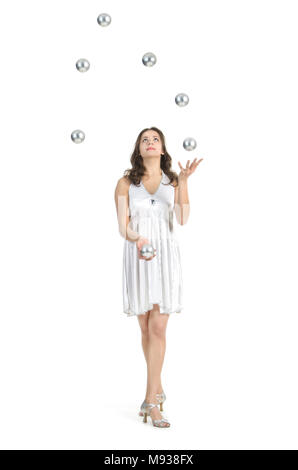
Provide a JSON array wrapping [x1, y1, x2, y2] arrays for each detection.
[[123, 127, 179, 188]]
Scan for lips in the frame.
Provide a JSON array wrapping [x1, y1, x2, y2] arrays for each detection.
[[147, 147, 155, 150]]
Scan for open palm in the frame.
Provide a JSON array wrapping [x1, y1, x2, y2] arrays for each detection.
[[178, 157, 203, 181]]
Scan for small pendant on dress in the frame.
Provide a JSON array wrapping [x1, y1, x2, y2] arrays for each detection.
[[151, 199, 155, 205]]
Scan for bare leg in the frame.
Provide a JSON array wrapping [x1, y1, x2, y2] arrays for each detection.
[[137, 310, 163, 394], [145, 304, 169, 424]]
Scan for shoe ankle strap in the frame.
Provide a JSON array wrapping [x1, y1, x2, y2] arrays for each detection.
[[146, 403, 159, 410]]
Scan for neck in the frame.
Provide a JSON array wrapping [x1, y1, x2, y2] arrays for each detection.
[[143, 160, 162, 176]]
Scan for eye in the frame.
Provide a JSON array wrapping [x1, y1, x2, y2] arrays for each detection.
[[143, 137, 159, 142]]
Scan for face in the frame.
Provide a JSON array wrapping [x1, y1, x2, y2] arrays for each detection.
[[139, 130, 163, 158]]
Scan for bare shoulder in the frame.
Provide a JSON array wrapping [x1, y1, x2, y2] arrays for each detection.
[[172, 178, 179, 189], [173, 180, 179, 203], [114, 176, 130, 214], [115, 176, 130, 191]]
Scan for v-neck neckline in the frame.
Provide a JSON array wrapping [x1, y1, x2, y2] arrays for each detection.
[[141, 170, 164, 196]]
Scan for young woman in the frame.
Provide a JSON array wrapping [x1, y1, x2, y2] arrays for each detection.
[[114, 127, 202, 427]]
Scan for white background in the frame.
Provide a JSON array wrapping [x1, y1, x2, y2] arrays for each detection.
[[0, 0, 297, 450]]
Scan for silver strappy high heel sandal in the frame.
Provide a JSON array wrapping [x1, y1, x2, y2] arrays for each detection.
[[139, 391, 166, 416], [156, 391, 166, 411], [140, 401, 170, 428]]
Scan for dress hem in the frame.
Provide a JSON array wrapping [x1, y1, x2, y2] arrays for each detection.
[[123, 303, 183, 317]]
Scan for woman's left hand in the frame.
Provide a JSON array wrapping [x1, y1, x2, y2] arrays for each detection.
[[178, 157, 203, 181]]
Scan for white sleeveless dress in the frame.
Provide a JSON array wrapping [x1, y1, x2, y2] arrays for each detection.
[[122, 169, 183, 317]]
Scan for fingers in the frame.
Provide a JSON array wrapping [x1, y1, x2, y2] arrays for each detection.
[[194, 157, 200, 166], [192, 158, 202, 170], [189, 158, 196, 169], [180, 158, 202, 168], [179, 161, 188, 173], [180, 159, 199, 171], [188, 157, 203, 173]]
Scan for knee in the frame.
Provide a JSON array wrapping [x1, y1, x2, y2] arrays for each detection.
[[138, 311, 150, 337], [149, 320, 166, 339], [140, 324, 149, 337]]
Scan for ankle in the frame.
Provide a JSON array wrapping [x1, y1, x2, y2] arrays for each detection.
[[145, 388, 163, 396], [145, 396, 159, 404]]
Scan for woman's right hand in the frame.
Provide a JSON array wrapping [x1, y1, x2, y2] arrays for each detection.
[[136, 236, 157, 261]]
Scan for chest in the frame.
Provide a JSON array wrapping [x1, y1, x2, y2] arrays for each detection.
[[141, 176, 162, 195], [129, 180, 174, 213]]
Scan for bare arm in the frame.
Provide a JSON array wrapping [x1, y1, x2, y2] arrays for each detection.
[[174, 179, 190, 225], [114, 176, 157, 261], [174, 157, 203, 224], [114, 177, 141, 242]]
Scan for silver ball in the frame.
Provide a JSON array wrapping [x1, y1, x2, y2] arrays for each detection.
[[142, 52, 157, 67], [140, 244, 155, 258], [183, 137, 197, 151], [97, 13, 111, 27], [71, 130, 85, 144], [76, 58, 90, 72], [175, 93, 189, 107]]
